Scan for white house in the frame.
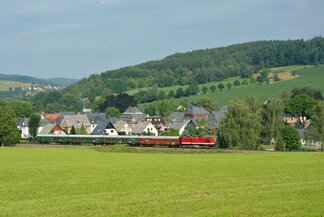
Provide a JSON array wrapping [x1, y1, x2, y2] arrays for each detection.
[[131, 121, 158, 136], [16, 118, 30, 139]]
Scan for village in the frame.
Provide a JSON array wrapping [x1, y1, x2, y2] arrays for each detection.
[[16, 103, 227, 139]]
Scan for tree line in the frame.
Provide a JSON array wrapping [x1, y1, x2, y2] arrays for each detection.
[[218, 86, 323, 150]]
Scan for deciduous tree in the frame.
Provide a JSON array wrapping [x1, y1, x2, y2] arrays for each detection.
[[0, 104, 20, 146]]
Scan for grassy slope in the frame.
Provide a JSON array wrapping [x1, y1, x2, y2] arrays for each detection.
[[0, 147, 323, 217], [140, 65, 323, 106], [0, 80, 32, 91]]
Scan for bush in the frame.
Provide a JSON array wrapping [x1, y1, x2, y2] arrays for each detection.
[[280, 126, 301, 151]]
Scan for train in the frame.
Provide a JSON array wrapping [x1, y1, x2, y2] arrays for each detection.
[[36, 134, 215, 148]]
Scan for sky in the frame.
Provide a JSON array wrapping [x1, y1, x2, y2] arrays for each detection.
[[0, 0, 323, 79]]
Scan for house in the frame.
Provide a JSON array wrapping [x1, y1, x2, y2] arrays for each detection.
[[39, 123, 66, 135], [111, 119, 132, 135], [168, 121, 187, 136], [16, 118, 30, 139], [165, 111, 185, 127], [282, 113, 299, 128], [184, 103, 210, 119], [92, 119, 118, 135], [282, 114, 310, 129], [42, 113, 63, 122], [86, 113, 107, 133], [145, 116, 166, 132], [60, 115, 91, 134], [120, 106, 147, 124], [131, 121, 158, 136], [37, 119, 50, 135]]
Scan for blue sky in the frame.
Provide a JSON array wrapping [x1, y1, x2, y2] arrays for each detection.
[[0, 0, 323, 79]]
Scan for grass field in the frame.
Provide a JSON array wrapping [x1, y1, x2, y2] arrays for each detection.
[[140, 65, 324, 107], [0, 146, 323, 217], [0, 80, 32, 91]]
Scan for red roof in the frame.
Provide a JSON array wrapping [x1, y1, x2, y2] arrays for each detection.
[[44, 114, 62, 121]]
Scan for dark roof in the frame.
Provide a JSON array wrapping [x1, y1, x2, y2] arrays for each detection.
[[91, 119, 115, 135], [86, 113, 107, 124], [185, 103, 210, 115], [167, 111, 184, 123], [170, 121, 187, 131], [16, 118, 29, 127]]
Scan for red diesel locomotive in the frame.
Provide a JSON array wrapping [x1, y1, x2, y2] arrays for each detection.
[[138, 136, 215, 148]]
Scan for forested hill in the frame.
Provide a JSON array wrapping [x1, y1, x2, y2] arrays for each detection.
[[65, 37, 324, 99], [0, 74, 49, 85]]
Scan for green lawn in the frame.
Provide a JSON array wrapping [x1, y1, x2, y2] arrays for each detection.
[[0, 146, 323, 217]]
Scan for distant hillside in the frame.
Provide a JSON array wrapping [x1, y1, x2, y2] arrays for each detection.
[[0, 74, 79, 86], [65, 36, 324, 99], [0, 74, 49, 85], [47, 77, 79, 85]]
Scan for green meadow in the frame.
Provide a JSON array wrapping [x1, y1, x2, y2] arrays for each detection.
[[138, 65, 324, 106], [0, 146, 323, 217]]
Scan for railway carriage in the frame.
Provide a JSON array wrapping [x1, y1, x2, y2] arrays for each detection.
[[138, 136, 181, 147]]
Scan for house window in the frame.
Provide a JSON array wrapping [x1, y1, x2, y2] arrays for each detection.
[[111, 130, 114, 133]]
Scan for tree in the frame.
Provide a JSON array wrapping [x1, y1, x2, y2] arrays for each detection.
[[250, 77, 256, 84], [226, 82, 232, 90], [242, 80, 248, 85], [99, 93, 136, 113], [280, 125, 301, 151], [28, 113, 40, 139], [305, 102, 324, 150], [256, 75, 263, 85], [105, 107, 121, 117], [218, 83, 225, 91], [202, 86, 208, 94], [233, 80, 240, 86], [195, 97, 218, 113], [291, 86, 323, 100], [210, 85, 216, 92], [158, 90, 166, 100], [70, 125, 77, 135], [168, 90, 175, 98], [77, 124, 88, 135], [285, 94, 317, 128], [160, 128, 179, 136], [275, 134, 285, 151], [156, 100, 174, 117], [9, 100, 34, 118], [219, 101, 261, 149], [273, 74, 280, 82], [245, 96, 261, 113], [176, 87, 184, 98], [260, 98, 284, 144], [0, 104, 20, 146]]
